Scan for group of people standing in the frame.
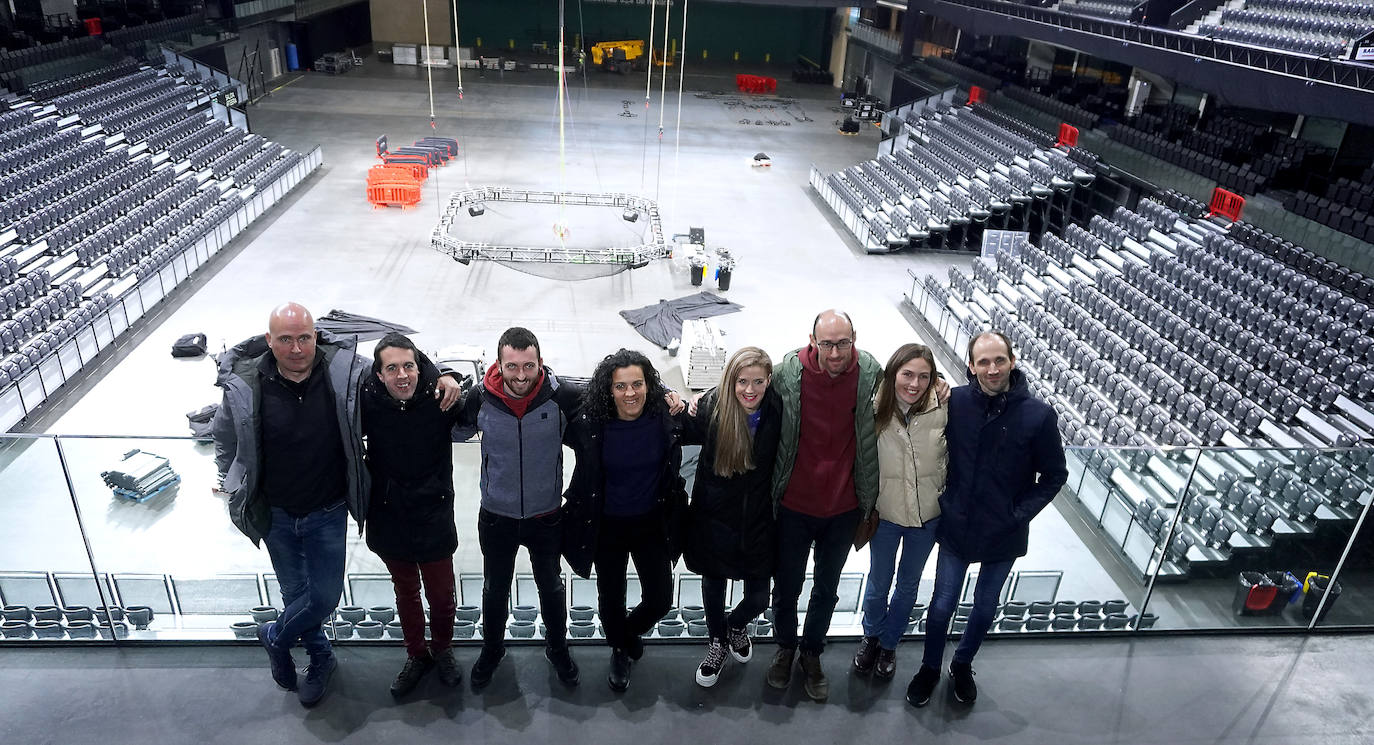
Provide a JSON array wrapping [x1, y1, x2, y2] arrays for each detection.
[[212, 302, 1066, 709]]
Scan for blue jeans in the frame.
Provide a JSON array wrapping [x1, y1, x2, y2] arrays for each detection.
[[861, 517, 939, 650], [263, 502, 347, 659], [921, 548, 1014, 668]]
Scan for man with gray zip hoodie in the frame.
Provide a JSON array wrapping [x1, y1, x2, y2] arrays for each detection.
[[455, 327, 585, 689]]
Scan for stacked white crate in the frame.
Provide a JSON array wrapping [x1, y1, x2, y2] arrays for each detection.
[[681, 319, 728, 390]]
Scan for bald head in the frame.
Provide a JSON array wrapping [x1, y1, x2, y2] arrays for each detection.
[[265, 302, 317, 382], [810, 309, 857, 377]]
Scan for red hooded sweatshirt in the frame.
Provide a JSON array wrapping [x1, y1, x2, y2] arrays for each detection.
[[780, 344, 860, 518], [482, 362, 545, 419]]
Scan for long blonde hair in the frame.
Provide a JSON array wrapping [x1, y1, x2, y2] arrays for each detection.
[[711, 346, 773, 477]]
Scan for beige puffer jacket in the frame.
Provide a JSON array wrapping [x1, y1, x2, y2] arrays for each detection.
[[875, 397, 948, 528]]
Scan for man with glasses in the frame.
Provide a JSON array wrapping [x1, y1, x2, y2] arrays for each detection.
[[765, 309, 883, 701]]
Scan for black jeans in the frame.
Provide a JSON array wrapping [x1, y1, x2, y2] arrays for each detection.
[[594, 511, 674, 651], [702, 574, 770, 642], [772, 506, 861, 655], [477, 508, 567, 649]]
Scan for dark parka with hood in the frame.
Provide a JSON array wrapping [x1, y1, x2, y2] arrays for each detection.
[[680, 387, 783, 579], [211, 330, 370, 545], [360, 350, 460, 564], [937, 368, 1068, 563]]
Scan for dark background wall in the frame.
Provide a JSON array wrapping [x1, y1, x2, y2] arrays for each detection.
[[373, 0, 830, 63]]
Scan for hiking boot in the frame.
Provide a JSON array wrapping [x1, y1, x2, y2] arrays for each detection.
[[696, 638, 728, 688], [624, 634, 645, 661], [852, 635, 880, 674], [798, 651, 828, 701], [766, 647, 795, 689], [298, 653, 336, 708], [469, 644, 505, 691], [390, 654, 434, 698], [545, 644, 580, 687], [434, 648, 462, 687], [906, 664, 940, 707], [950, 660, 977, 704], [726, 626, 753, 664], [874, 648, 897, 680], [256, 621, 297, 691], [608, 647, 632, 692]]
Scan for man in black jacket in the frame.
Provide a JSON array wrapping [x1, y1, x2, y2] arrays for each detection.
[[907, 331, 1067, 708], [362, 333, 464, 697]]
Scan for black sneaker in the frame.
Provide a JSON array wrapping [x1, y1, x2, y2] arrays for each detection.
[[608, 647, 632, 692], [696, 639, 728, 688], [545, 644, 580, 687], [298, 653, 336, 708], [256, 621, 297, 691], [852, 635, 880, 674], [906, 664, 940, 707], [874, 648, 897, 680], [434, 648, 462, 687], [949, 661, 977, 704], [469, 645, 506, 691], [624, 634, 645, 661], [390, 654, 434, 698], [726, 626, 753, 664]]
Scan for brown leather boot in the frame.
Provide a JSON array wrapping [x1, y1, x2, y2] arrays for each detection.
[[798, 651, 828, 701]]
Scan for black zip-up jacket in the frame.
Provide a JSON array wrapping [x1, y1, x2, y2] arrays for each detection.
[[560, 408, 688, 578], [361, 352, 461, 563], [937, 368, 1068, 563], [679, 387, 782, 579]]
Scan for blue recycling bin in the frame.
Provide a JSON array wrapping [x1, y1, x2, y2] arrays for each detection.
[[285, 43, 299, 71]]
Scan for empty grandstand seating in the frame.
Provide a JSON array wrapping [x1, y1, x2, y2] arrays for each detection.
[[0, 60, 321, 429], [812, 93, 1095, 253], [1056, 0, 1143, 23], [909, 186, 1374, 580], [1194, 0, 1374, 58]]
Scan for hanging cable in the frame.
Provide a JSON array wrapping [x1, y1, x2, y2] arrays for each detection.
[[670, 0, 688, 220], [654, 0, 670, 203], [640, 0, 657, 192], [422, 0, 442, 219], [452, 0, 463, 99], [557, 0, 568, 247], [573, 0, 602, 191]]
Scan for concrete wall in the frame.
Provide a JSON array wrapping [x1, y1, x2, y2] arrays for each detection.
[[372, 0, 454, 47]]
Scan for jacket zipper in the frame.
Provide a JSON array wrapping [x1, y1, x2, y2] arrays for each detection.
[[517, 416, 525, 517]]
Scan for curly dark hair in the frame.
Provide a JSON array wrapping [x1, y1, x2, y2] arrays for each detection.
[[581, 348, 668, 424]]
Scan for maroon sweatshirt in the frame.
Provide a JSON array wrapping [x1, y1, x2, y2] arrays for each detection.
[[781, 345, 860, 518]]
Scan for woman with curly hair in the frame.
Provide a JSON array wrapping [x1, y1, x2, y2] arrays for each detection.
[[679, 346, 782, 688], [561, 349, 688, 693], [853, 343, 946, 681]]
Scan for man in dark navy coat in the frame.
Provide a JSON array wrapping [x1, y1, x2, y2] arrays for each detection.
[[906, 330, 1067, 708]]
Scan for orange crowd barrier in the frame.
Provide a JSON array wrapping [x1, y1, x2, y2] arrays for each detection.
[[735, 74, 776, 94], [1057, 123, 1080, 148], [1207, 187, 1245, 222]]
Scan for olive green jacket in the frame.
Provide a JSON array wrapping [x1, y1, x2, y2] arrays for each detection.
[[769, 348, 883, 517]]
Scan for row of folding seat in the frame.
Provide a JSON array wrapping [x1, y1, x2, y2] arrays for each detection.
[[11, 159, 163, 245], [58, 76, 174, 120], [88, 88, 200, 139], [0, 268, 52, 318], [1229, 222, 1373, 301], [1245, 0, 1374, 19], [27, 58, 142, 103], [969, 104, 1057, 149], [0, 118, 59, 156], [1134, 199, 1180, 234], [1199, 23, 1347, 57], [0, 109, 34, 134], [0, 294, 114, 385], [208, 136, 266, 180], [231, 144, 285, 187], [0, 129, 81, 178], [1, 150, 134, 230], [1004, 85, 1100, 129], [0, 37, 101, 74], [0, 139, 103, 202], [1058, 0, 1136, 23], [188, 128, 247, 170], [76, 180, 200, 268], [144, 114, 207, 154], [9, 158, 153, 242], [1196, 233, 1371, 331], [56, 172, 180, 258], [1222, 9, 1371, 40], [51, 69, 161, 113]]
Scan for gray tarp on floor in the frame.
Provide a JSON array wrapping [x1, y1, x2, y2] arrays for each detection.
[[618, 291, 743, 349], [315, 310, 417, 343]]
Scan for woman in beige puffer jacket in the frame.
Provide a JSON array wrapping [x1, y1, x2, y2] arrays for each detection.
[[852, 343, 947, 681]]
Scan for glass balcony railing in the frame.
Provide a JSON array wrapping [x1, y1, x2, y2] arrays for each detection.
[[0, 433, 1368, 644]]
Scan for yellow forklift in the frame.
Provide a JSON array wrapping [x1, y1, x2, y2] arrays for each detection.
[[590, 40, 645, 73]]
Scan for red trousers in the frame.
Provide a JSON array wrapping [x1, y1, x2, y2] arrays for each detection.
[[382, 556, 457, 658]]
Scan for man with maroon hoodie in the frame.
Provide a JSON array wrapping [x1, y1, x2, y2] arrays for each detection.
[[455, 327, 585, 689], [765, 310, 883, 702]]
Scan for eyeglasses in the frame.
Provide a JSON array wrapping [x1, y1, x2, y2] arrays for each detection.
[[816, 339, 854, 352]]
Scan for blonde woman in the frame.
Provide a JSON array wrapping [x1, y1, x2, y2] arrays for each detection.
[[680, 347, 782, 687], [853, 343, 947, 680]]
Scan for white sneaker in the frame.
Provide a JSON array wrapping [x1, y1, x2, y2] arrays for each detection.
[[695, 639, 728, 688], [726, 626, 753, 664]]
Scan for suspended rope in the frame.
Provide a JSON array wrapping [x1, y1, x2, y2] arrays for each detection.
[[422, 0, 442, 219], [670, 0, 688, 219], [556, 0, 568, 248], [574, 0, 602, 191], [640, 0, 657, 192], [453, 0, 464, 100], [653, 0, 670, 203]]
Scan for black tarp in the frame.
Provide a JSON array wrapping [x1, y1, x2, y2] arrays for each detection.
[[619, 292, 744, 349], [315, 310, 417, 343]]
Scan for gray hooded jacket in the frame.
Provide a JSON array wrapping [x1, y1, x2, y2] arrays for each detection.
[[211, 329, 370, 545]]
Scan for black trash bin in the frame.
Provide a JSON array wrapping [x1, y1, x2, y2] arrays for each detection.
[[1302, 574, 1343, 622], [717, 267, 732, 291], [1232, 571, 1276, 616], [1263, 571, 1302, 614], [690, 262, 706, 286]]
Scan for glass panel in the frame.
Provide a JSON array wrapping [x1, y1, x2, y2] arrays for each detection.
[[0, 436, 111, 643], [1308, 448, 1373, 629]]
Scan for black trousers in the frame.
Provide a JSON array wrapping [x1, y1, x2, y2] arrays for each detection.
[[477, 508, 567, 649], [702, 574, 770, 641], [594, 511, 674, 651], [771, 506, 861, 655]]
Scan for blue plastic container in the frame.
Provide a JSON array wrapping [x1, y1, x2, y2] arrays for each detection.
[[285, 43, 299, 71]]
